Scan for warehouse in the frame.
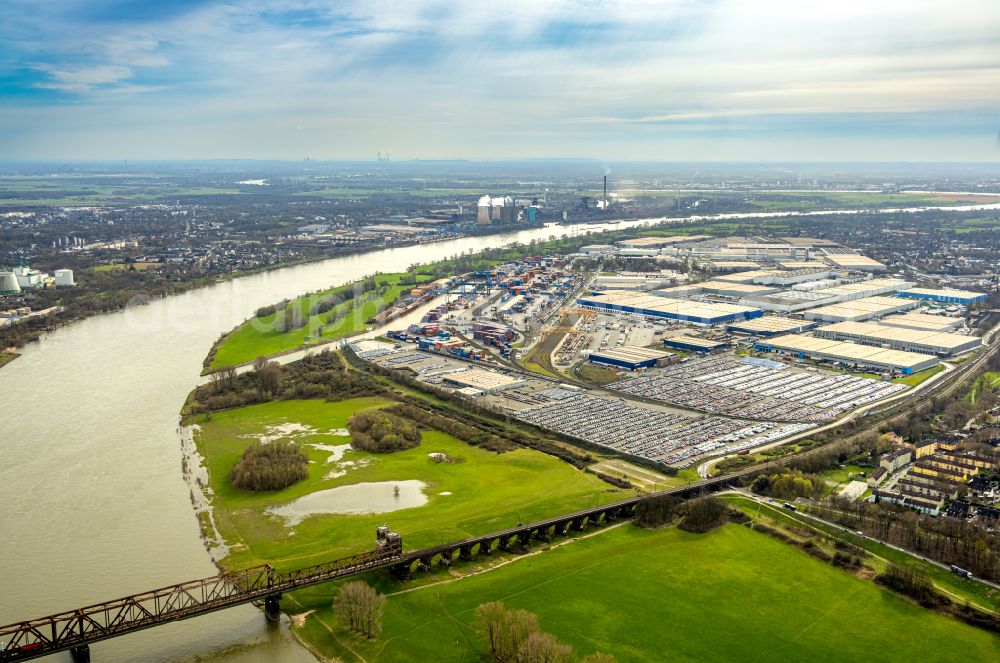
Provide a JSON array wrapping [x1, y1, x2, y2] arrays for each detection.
[[663, 335, 727, 352], [727, 317, 817, 337], [896, 287, 987, 306], [818, 278, 914, 301], [707, 261, 760, 273], [442, 368, 527, 393], [741, 290, 839, 313], [879, 312, 964, 332], [650, 284, 704, 298], [589, 345, 673, 370], [699, 281, 781, 298], [755, 335, 939, 374], [813, 321, 981, 357], [803, 296, 918, 323], [823, 254, 887, 271], [577, 290, 763, 324], [616, 235, 709, 249], [592, 274, 674, 291]]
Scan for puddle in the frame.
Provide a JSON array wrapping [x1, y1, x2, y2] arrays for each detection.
[[268, 480, 429, 525]]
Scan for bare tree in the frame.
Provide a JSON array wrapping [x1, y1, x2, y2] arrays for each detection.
[[255, 361, 283, 397], [474, 602, 508, 658], [332, 581, 385, 639], [516, 631, 574, 663]]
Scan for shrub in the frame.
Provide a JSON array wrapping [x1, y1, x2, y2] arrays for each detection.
[[634, 493, 681, 529], [678, 496, 728, 533], [230, 441, 308, 492], [348, 411, 421, 453]]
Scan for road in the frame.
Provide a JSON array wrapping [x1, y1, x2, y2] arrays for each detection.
[[729, 489, 1000, 595]]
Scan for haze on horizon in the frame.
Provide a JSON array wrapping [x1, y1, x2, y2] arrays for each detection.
[[1, 0, 999, 163]]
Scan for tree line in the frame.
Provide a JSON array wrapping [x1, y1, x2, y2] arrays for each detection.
[[808, 497, 1000, 583]]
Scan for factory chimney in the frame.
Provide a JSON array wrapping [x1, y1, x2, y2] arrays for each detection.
[[603, 175, 608, 208]]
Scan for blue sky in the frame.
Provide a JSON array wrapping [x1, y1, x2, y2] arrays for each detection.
[[0, 0, 998, 161]]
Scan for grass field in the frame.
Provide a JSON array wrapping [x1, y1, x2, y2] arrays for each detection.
[[208, 273, 418, 368], [893, 363, 947, 386], [192, 399, 624, 570], [726, 495, 1000, 612], [291, 523, 1000, 662], [967, 370, 1000, 404]]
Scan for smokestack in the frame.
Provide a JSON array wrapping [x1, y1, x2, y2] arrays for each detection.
[[603, 175, 607, 208]]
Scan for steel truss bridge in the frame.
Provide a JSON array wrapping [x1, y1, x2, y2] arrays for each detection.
[[0, 481, 718, 662]]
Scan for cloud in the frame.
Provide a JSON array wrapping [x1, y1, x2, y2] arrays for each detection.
[[0, 0, 999, 159]]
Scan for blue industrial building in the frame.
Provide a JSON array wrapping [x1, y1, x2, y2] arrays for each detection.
[[897, 288, 986, 306]]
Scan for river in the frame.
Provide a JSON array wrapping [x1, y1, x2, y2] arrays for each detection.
[[3, 201, 999, 663], [0, 218, 656, 663]]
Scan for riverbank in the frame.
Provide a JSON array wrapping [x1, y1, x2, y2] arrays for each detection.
[[0, 221, 560, 369], [0, 351, 18, 368]]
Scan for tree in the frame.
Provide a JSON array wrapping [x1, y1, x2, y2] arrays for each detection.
[[255, 360, 283, 396], [332, 581, 385, 639], [210, 365, 237, 394], [474, 602, 509, 658]]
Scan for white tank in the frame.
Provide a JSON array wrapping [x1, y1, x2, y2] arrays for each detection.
[[55, 269, 75, 287]]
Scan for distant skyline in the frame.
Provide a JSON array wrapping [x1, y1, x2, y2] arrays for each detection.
[[1, 1, 999, 162]]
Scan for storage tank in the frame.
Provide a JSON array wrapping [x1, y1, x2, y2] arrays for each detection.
[[0, 271, 21, 295], [55, 269, 75, 287]]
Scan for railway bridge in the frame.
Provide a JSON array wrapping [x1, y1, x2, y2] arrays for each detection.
[[0, 480, 721, 662]]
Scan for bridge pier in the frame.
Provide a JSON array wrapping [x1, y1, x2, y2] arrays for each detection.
[[418, 556, 432, 572], [498, 535, 512, 552], [570, 517, 584, 531], [480, 539, 492, 555], [392, 562, 411, 579], [517, 530, 531, 547], [71, 645, 91, 663], [459, 544, 473, 561], [264, 594, 282, 622], [440, 551, 452, 567]]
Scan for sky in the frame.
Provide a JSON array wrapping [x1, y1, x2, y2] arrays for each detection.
[[1, 0, 999, 162]]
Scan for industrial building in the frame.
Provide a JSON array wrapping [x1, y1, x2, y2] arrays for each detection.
[[577, 290, 763, 325], [726, 317, 817, 337], [651, 284, 704, 298], [818, 278, 914, 301], [707, 261, 760, 274], [663, 335, 727, 352], [741, 290, 839, 313], [822, 253, 887, 271], [0, 271, 20, 295], [754, 335, 939, 374], [699, 281, 781, 298], [615, 235, 709, 249], [588, 346, 673, 370], [591, 274, 675, 291], [714, 267, 834, 286], [896, 287, 987, 306], [442, 368, 526, 393], [813, 321, 981, 357], [803, 296, 917, 323], [878, 312, 964, 332]]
